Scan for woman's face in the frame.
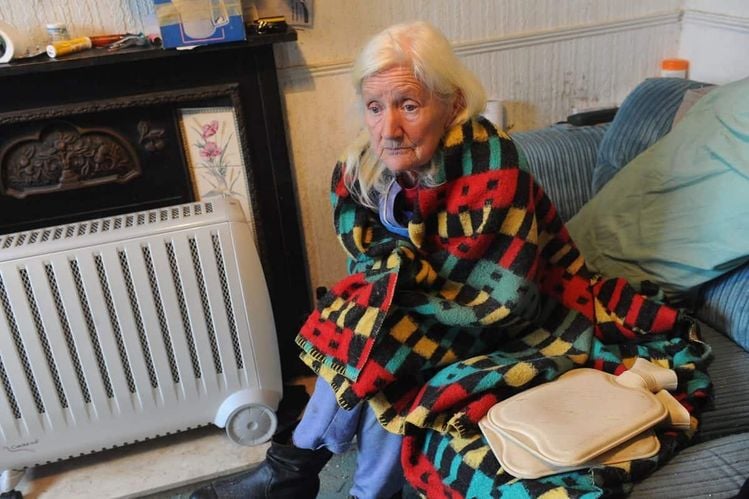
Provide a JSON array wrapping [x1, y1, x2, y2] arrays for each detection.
[[362, 66, 454, 173]]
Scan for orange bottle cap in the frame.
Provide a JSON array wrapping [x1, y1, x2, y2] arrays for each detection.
[[661, 59, 689, 70]]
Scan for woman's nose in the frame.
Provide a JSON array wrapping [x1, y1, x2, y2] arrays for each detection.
[[382, 108, 402, 139]]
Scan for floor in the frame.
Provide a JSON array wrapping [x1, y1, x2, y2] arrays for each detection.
[[144, 447, 357, 498], [145, 446, 420, 498], [11, 376, 419, 498], [143, 378, 419, 498]]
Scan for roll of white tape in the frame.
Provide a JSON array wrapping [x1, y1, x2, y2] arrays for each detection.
[[0, 21, 31, 63]]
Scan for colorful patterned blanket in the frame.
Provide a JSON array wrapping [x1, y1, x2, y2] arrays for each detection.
[[296, 117, 712, 498]]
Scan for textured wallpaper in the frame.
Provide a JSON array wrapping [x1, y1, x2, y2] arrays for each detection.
[[0, 1, 155, 43]]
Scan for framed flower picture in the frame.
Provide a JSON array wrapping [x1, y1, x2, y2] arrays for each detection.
[[178, 107, 256, 237]]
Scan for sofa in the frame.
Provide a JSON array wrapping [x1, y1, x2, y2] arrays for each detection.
[[509, 77, 749, 498]]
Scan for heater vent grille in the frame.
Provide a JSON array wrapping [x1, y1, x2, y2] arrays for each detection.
[[70, 259, 115, 399], [95, 254, 138, 394], [189, 237, 223, 375], [0, 275, 46, 415], [19, 268, 70, 409], [166, 241, 202, 379], [142, 246, 180, 385], [118, 249, 159, 390], [213, 233, 243, 370], [0, 356, 21, 420], [45, 263, 92, 404], [0, 201, 217, 255]]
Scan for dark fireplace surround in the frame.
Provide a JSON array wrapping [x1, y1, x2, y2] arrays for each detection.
[[0, 31, 310, 378]]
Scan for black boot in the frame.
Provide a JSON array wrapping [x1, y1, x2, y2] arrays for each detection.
[[190, 436, 332, 499]]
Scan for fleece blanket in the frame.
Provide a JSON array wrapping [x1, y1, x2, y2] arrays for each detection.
[[296, 117, 712, 498]]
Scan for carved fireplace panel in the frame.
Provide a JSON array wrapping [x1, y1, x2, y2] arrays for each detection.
[[0, 99, 198, 234], [2, 122, 142, 199]]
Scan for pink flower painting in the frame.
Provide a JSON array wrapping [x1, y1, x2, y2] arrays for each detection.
[[180, 107, 253, 236], [201, 120, 219, 138], [189, 115, 242, 198], [200, 140, 222, 159]]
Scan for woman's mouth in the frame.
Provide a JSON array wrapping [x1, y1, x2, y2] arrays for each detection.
[[384, 147, 413, 154]]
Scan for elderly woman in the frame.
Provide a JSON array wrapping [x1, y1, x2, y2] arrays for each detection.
[[193, 21, 710, 499]]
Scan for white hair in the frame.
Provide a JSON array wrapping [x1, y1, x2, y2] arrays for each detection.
[[342, 21, 487, 209]]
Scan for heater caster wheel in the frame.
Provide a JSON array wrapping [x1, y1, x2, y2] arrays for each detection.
[[225, 403, 277, 446]]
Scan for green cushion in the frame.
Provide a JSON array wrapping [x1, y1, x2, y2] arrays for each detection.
[[567, 77, 749, 299]]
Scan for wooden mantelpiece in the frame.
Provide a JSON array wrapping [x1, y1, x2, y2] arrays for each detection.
[[0, 30, 310, 379]]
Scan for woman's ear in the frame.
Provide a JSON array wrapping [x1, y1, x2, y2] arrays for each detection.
[[447, 90, 466, 128]]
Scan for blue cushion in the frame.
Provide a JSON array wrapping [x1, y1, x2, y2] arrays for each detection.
[[512, 123, 608, 221], [697, 263, 749, 352], [592, 78, 710, 192], [567, 77, 749, 299]]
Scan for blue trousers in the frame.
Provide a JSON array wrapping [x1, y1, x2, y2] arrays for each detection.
[[293, 377, 405, 499]]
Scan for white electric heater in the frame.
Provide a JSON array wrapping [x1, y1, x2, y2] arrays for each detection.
[[0, 198, 282, 492]]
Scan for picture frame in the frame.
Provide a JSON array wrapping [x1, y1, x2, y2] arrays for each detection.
[[177, 106, 256, 238]]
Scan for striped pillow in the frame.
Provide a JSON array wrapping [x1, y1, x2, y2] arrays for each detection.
[[592, 78, 710, 193], [697, 264, 749, 352], [512, 124, 608, 221]]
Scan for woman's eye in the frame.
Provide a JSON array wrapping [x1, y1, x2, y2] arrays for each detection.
[[367, 104, 381, 114]]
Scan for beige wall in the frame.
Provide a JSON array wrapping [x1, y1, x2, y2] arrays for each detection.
[[277, 1, 684, 291], [0, 1, 153, 40], [683, 0, 749, 17], [680, 1, 749, 83], [2, 1, 742, 295]]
